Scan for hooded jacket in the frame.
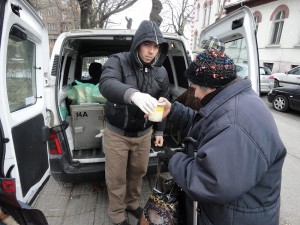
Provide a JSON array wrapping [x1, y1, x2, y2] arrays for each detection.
[[167, 79, 286, 225], [99, 20, 169, 135]]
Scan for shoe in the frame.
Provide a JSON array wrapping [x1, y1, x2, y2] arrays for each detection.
[[127, 206, 143, 219], [115, 220, 131, 225]]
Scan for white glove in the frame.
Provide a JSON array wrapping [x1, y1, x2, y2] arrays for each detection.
[[131, 92, 158, 114]]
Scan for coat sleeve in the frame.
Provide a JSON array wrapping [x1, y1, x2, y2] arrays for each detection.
[[99, 55, 135, 104], [153, 66, 170, 134], [166, 101, 195, 135], [168, 124, 268, 204]]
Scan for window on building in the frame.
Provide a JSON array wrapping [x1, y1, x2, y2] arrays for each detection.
[[6, 31, 37, 112], [63, 24, 68, 31], [47, 9, 55, 16], [270, 10, 285, 45], [48, 23, 57, 30], [62, 12, 67, 21], [264, 63, 274, 71], [196, 4, 200, 21], [202, 1, 212, 27]]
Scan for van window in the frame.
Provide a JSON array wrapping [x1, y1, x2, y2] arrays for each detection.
[[81, 56, 108, 80], [6, 37, 36, 112]]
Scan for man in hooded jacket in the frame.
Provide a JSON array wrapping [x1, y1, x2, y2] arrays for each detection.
[[157, 49, 286, 225], [99, 20, 169, 225]]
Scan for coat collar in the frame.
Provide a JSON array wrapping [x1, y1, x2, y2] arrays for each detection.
[[199, 79, 253, 118]]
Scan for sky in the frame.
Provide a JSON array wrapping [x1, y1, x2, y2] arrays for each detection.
[[109, 0, 192, 50], [109, 0, 153, 29]]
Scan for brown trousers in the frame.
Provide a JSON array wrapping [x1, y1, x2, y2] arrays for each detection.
[[104, 127, 152, 223]]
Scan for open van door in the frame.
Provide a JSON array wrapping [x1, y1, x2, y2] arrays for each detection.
[[200, 6, 260, 94], [0, 0, 50, 203]]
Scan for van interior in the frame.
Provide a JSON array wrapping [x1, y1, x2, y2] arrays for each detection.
[[51, 34, 190, 166]]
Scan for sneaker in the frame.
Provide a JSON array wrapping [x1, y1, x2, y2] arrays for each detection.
[[115, 220, 131, 225], [127, 206, 143, 219]]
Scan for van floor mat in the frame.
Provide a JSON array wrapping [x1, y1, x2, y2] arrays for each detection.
[[72, 148, 105, 159]]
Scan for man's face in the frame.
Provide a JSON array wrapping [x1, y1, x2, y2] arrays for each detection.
[[138, 41, 160, 64]]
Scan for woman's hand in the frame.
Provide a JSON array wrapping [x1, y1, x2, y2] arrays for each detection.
[[158, 97, 171, 118]]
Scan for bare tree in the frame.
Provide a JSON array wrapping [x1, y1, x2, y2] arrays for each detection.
[[78, 0, 139, 29], [160, 0, 194, 37]]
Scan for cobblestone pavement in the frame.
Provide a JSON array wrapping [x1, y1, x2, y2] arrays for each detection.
[[32, 174, 156, 225]]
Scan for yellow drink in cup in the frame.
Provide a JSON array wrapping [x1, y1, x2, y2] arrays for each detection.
[[148, 103, 165, 122]]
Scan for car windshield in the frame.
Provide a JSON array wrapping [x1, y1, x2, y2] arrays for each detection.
[[260, 67, 272, 75]]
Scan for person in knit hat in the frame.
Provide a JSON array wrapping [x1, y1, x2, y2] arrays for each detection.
[[185, 49, 236, 88], [156, 49, 286, 225], [176, 36, 225, 110]]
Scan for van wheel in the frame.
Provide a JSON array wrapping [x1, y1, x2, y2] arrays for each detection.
[[273, 95, 289, 112], [274, 79, 280, 88]]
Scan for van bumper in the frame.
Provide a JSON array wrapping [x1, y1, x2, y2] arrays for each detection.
[[49, 154, 165, 183], [49, 154, 106, 183]]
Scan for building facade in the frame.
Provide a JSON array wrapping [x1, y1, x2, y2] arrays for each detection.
[[190, 0, 300, 72], [29, 0, 80, 54]]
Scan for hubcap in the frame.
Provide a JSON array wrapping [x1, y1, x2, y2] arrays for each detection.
[[274, 97, 285, 110]]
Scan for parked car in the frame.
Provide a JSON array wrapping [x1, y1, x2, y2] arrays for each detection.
[[267, 86, 300, 112], [260, 66, 274, 93], [273, 66, 300, 87], [0, 0, 259, 203], [235, 64, 274, 93]]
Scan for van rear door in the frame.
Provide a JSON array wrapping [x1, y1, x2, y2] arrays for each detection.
[[0, 0, 50, 203], [200, 6, 260, 94]]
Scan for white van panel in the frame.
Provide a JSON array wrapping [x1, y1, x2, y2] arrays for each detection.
[[0, 0, 50, 203]]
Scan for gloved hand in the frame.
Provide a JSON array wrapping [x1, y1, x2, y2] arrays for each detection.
[[157, 147, 177, 167], [131, 92, 158, 114]]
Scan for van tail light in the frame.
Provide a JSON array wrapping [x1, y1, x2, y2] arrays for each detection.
[[49, 129, 63, 155], [269, 75, 274, 80], [2, 179, 16, 193]]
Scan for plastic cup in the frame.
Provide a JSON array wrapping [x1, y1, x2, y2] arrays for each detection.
[[148, 103, 165, 122]]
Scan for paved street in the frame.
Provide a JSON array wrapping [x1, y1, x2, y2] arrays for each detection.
[[32, 95, 300, 225], [32, 173, 156, 225]]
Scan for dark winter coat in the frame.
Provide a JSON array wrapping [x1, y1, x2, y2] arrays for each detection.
[[168, 79, 286, 225], [99, 20, 170, 135]]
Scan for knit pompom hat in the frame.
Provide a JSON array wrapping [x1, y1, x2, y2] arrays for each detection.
[[185, 49, 236, 88]]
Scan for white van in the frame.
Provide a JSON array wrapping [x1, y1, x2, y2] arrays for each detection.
[[0, 0, 259, 203]]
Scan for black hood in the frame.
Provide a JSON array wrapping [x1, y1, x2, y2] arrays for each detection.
[[130, 20, 168, 67]]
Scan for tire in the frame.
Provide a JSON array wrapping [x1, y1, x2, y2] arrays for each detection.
[[272, 95, 289, 112], [274, 79, 280, 88]]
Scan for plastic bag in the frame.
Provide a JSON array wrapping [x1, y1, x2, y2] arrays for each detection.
[[67, 81, 106, 104], [92, 84, 106, 103]]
